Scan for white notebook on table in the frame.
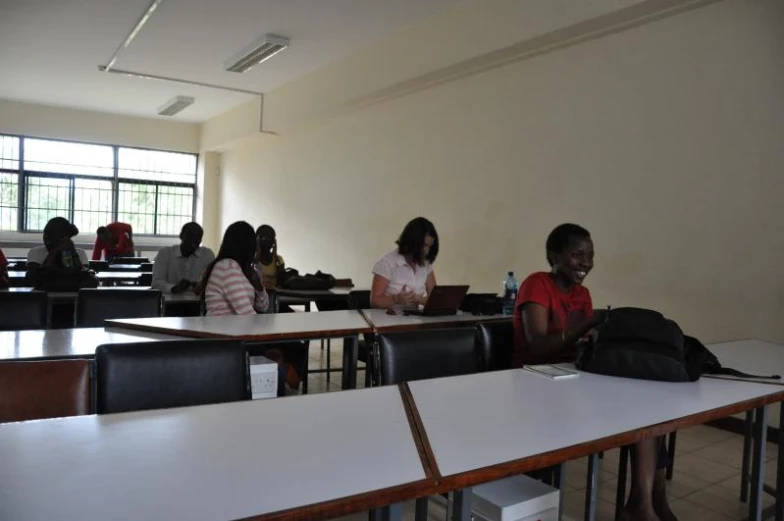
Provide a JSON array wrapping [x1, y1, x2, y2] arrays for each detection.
[[523, 364, 580, 380]]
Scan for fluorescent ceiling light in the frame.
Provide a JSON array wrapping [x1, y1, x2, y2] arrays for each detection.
[[225, 34, 289, 73], [158, 96, 194, 116]]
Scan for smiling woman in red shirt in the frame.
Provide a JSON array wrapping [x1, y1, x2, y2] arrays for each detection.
[[514, 224, 677, 521], [0, 247, 9, 288], [92, 222, 134, 261]]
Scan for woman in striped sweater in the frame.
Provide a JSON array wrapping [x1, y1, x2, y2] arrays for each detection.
[[200, 221, 300, 394], [201, 221, 269, 316]]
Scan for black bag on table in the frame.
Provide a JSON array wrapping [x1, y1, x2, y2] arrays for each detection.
[[576, 307, 780, 382], [279, 269, 336, 291]]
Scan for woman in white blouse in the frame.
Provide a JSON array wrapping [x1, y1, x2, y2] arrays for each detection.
[[371, 217, 438, 309]]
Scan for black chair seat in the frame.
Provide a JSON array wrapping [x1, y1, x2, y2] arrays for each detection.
[[0, 290, 47, 330], [96, 340, 249, 414], [76, 289, 162, 327]]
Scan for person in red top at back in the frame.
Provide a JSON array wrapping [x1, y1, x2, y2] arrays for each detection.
[[92, 222, 134, 262], [514, 223, 677, 521]]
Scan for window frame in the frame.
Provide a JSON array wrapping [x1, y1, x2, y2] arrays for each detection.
[[0, 134, 198, 237]]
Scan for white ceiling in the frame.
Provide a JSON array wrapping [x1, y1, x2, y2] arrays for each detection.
[[0, 0, 462, 122]]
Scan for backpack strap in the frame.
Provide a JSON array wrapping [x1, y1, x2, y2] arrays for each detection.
[[708, 367, 781, 380]]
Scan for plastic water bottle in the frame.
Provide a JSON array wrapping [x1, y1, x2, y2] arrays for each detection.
[[502, 271, 518, 315]]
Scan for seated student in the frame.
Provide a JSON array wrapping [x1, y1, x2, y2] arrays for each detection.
[[255, 224, 285, 291], [371, 217, 438, 309], [201, 221, 269, 316], [201, 221, 300, 393], [152, 222, 215, 293], [0, 246, 9, 289], [514, 223, 676, 521], [92, 221, 134, 262], [26, 217, 89, 287]]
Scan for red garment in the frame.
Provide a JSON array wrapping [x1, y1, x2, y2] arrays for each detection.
[[92, 222, 134, 260], [0, 248, 6, 268], [512, 271, 593, 367]]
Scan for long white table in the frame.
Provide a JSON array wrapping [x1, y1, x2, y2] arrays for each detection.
[[0, 386, 426, 521], [406, 368, 784, 521], [0, 327, 182, 361], [361, 308, 509, 333], [106, 311, 374, 389]]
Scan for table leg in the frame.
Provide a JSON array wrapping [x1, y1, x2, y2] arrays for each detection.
[[749, 405, 768, 521], [381, 504, 403, 521], [584, 453, 599, 521], [776, 402, 783, 521], [553, 463, 565, 521], [666, 432, 677, 481], [415, 497, 428, 521], [615, 446, 630, 521], [341, 335, 358, 389], [742, 409, 754, 503], [452, 488, 472, 521]]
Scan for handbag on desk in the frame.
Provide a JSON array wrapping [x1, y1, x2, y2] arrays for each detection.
[[576, 307, 780, 382]]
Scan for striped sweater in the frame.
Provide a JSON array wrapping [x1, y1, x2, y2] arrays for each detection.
[[205, 259, 269, 316]]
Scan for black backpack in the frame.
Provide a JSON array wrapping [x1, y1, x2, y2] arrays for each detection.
[[576, 307, 780, 382], [279, 269, 336, 291]]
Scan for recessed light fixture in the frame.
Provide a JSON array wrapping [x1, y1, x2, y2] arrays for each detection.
[[224, 34, 289, 73], [158, 95, 194, 116]]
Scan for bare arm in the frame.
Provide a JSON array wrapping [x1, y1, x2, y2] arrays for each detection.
[[522, 302, 599, 358], [418, 271, 437, 305], [370, 274, 417, 308]]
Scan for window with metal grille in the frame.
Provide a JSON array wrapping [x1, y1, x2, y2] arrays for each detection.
[[0, 134, 197, 236], [0, 136, 20, 231]]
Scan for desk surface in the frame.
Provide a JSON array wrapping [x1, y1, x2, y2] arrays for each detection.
[[407, 368, 784, 479], [275, 287, 356, 298], [5, 287, 199, 303], [708, 339, 784, 385], [362, 308, 510, 332], [0, 386, 426, 521], [8, 270, 139, 280], [107, 310, 373, 341], [0, 327, 183, 361]]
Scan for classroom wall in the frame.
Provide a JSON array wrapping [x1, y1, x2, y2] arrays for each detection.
[[0, 99, 201, 152], [219, 0, 784, 350]]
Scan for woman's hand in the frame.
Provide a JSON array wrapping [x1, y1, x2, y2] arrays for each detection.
[[393, 286, 418, 306]]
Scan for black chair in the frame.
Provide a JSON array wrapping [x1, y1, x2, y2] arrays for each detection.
[[476, 319, 515, 371], [88, 260, 109, 272], [76, 289, 162, 327], [0, 290, 48, 330], [110, 257, 149, 265], [139, 263, 153, 273], [377, 327, 482, 385], [95, 340, 249, 414]]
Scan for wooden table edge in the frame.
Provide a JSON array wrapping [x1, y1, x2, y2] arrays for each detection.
[[399, 383, 441, 480], [234, 478, 434, 521], [105, 321, 373, 342]]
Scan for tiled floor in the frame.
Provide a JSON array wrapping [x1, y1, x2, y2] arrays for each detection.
[[303, 341, 779, 521]]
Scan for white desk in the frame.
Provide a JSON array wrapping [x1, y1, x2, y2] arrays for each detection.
[[0, 386, 426, 521], [362, 308, 509, 333], [407, 369, 784, 521], [708, 339, 784, 384], [107, 311, 374, 389], [0, 327, 181, 361]]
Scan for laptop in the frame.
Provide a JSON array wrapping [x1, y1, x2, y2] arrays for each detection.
[[402, 285, 470, 316]]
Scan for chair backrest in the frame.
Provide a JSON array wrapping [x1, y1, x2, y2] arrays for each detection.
[[110, 257, 149, 265], [0, 359, 91, 422], [476, 319, 515, 371], [349, 290, 370, 310], [89, 260, 109, 272], [76, 289, 162, 327], [0, 290, 48, 330], [139, 273, 153, 287], [96, 340, 250, 414], [139, 263, 153, 273], [377, 327, 482, 385]]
